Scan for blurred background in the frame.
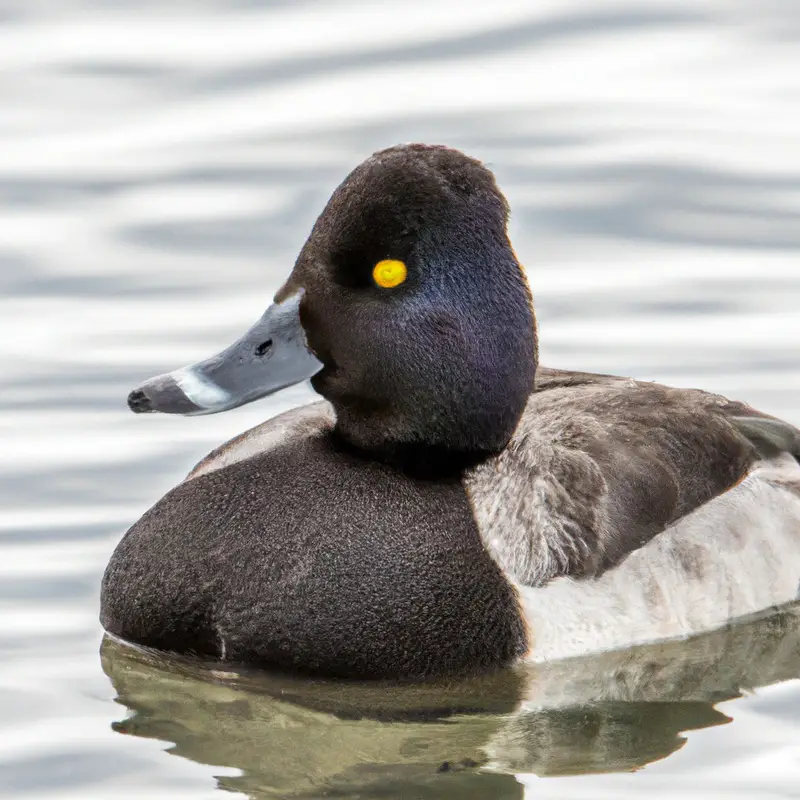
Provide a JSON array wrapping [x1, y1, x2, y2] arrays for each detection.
[[1, 1, 799, 798]]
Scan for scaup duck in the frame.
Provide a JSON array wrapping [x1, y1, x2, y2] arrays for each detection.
[[101, 144, 800, 679]]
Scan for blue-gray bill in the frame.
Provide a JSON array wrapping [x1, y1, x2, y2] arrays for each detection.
[[126, 293, 323, 415]]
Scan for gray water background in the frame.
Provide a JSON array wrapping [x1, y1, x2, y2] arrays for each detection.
[[1, 1, 800, 797]]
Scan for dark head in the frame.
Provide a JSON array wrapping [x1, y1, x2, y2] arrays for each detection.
[[127, 145, 538, 462]]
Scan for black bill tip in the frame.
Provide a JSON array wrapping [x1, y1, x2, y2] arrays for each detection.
[[127, 388, 154, 414]]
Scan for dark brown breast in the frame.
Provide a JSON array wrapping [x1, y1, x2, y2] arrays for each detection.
[[101, 431, 526, 679]]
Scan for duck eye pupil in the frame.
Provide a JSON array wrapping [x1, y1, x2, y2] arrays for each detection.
[[255, 339, 273, 357]]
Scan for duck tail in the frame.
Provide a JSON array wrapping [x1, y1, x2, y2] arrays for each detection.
[[731, 416, 800, 463]]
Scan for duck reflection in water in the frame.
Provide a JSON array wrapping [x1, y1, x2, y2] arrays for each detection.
[[101, 603, 800, 799]]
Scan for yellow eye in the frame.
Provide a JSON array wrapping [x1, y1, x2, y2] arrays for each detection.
[[372, 259, 407, 289]]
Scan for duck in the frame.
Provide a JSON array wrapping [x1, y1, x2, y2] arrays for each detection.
[[101, 143, 800, 681]]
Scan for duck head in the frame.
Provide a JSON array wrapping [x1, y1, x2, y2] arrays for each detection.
[[128, 144, 538, 461]]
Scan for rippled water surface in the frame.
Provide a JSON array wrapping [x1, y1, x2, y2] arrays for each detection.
[[2, 1, 799, 798]]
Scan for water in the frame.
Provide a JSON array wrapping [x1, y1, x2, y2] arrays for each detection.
[[1, 1, 799, 797]]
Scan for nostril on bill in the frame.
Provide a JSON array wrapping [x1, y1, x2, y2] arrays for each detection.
[[255, 338, 273, 357], [127, 388, 153, 414]]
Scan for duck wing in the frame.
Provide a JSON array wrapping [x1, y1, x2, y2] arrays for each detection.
[[465, 367, 800, 586]]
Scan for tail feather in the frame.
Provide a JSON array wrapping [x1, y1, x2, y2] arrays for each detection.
[[731, 416, 800, 463]]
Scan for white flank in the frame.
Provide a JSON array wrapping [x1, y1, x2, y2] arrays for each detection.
[[519, 454, 800, 662]]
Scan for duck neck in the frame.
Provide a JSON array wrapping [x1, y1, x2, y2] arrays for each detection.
[[326, 279, 538, 473], [330, 430, 498, 479]]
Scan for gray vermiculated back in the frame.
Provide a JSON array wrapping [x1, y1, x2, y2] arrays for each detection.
[[466, 368, 784, 586]]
